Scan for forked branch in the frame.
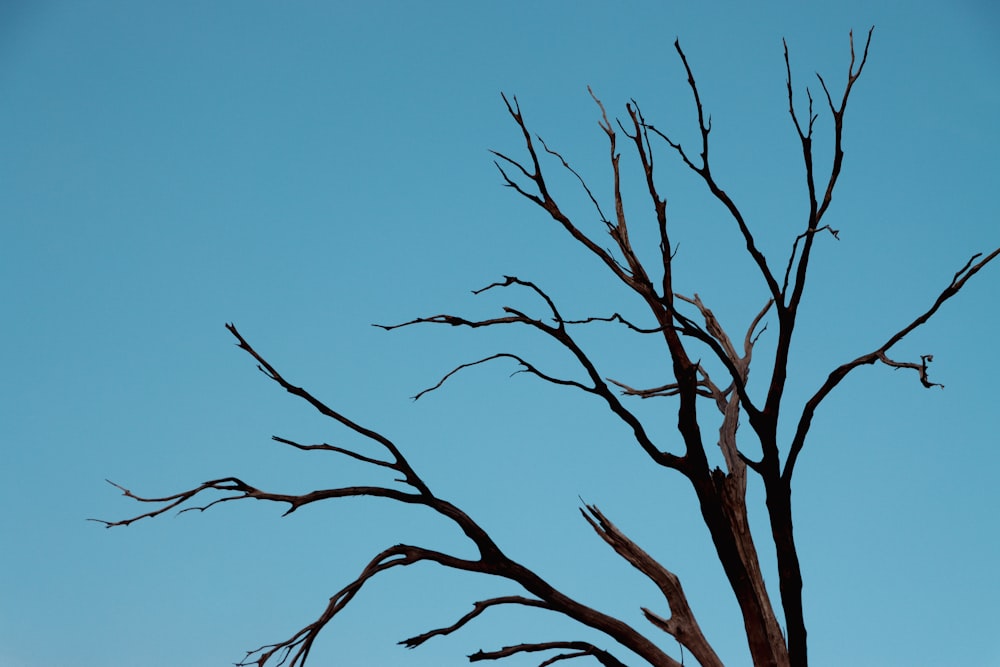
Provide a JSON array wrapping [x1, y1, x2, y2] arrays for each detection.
[[98, 325, 687, 667], [783, 247, 1000, 483], [581, 504, 723, 667], [237, 544, 484, 667], [92, 477, 427, 528], [97, 28, 999, 667], [781, 27, 873, 316], [492, 94, 637, 289], [643, 41, 783, 306], [380, 276, 685, 470]]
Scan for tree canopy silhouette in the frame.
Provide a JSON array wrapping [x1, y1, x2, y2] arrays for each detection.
[[97, 28, 999, 667]]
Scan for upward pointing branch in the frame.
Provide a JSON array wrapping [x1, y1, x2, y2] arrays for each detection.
[[763, 28, 875, 448], [644, 41, 783, 306], [783, 27, 874, 316], [783, 247, 1000, 483]]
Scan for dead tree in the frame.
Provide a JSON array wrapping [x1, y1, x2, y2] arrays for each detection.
[[96, 29, 999, 667]]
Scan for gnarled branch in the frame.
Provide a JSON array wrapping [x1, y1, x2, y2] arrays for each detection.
[[581, 504, 722, 667]]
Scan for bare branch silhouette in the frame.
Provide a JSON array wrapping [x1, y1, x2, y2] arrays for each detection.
[[98, 27, 999, 667]]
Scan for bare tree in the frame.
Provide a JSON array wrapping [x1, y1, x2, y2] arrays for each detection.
[[96, 29, 999, 667]]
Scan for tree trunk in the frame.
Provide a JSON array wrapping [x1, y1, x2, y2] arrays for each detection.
[[694, 471, 790, 667]]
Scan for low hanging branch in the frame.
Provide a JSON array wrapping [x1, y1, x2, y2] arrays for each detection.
[[98, 28, 999, 667]]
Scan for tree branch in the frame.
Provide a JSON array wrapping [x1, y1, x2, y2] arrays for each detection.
[[411, 352, 590, 400], [562, 312, 664, 334], [270, 435, 396, 469], [781, 27, 873, 317], [783, 247, 1000, 483], [400, 596, 552, 649], [225, 323, 433, 496], [643, 41, 783, 305], [380, 276, 685, 470], [492, 94, 636, 287], [100, 325, 689, 667], [760, 28, 875, 460], [470, 641, 633, 667], [237, 544, 484, 667], [91, 477, 431, 527], [781, 225, 840, 296], [581, 504, 722, 667]]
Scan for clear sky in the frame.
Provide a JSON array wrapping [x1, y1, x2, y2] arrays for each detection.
[[2, 2, 998, 666]]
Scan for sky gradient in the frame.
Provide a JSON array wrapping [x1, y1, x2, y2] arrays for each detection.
[[2, 2, 998, 666]]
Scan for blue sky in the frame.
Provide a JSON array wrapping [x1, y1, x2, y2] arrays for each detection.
[[2, 2, 998, 666]]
